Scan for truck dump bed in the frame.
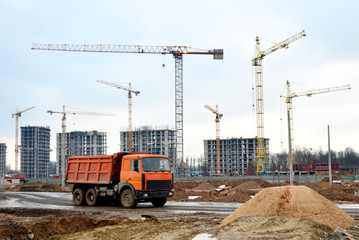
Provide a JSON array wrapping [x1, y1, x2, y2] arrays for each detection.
[[66, 153, 124, 184]]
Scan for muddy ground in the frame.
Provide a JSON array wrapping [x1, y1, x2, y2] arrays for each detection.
[[1, 177, 359, 239]]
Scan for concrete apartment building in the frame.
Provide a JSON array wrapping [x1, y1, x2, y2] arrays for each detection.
[[204, 138, 269, 176], [56, 131, 107, 175], [0, 143, 6, 176], [120, 127, 176, 169], [20, 126, 51, 179]]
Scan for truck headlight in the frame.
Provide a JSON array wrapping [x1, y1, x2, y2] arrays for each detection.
[[143, 193, 149, 198], [169, 192, 173, 196]]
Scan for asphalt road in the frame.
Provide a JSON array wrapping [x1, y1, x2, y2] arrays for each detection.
[[1, 192, 359, 220]]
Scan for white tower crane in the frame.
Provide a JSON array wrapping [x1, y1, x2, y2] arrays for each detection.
[[12, 106, 35, 174], [32, 44, 223, 176], [251, 30, 306, 174], [281, 80, 351, 185], [204, 104, 223, 174], [47, 105, 114, 187], [97, 79, 140, 152]]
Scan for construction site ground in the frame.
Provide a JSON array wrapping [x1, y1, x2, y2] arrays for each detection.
[[1, 177, 359, 239]]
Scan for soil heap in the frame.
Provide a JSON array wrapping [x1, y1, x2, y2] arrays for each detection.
[[220, 185, 356, 230], [192, 182, 217, 192]]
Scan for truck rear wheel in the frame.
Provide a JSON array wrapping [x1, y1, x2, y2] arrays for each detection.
[[85, 188, 98, 206], [73, 188, 85, 206], [120, 189, 137, 208], [151, 197, 167, 207]]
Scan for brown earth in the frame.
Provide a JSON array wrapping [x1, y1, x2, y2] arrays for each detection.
[[2, 178, 359, 239]]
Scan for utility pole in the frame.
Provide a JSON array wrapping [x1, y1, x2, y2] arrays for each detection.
[[328, 125, 332, 185]]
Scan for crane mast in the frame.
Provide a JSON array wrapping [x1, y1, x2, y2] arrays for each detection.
[[204, 104, 223, 174], [251, 30, 306, 174], [32, 43, 223, 176], [47, 105, 114, 187], [12, 106, 35, 174], [282, 81, 351, 185], [97, 79, 140, 152]]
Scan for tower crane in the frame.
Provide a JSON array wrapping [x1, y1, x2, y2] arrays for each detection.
[[32, 44, 224, 175], [204, 104, 223, 174], [281, 80, 351, 185], [97, 79, 140, 152], [12, 106, 35, 174], [251, 30, 306, 174], [47, 105, 114, 187]]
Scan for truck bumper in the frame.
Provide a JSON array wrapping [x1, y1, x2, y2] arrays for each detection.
[[135, 190, 174, 199]]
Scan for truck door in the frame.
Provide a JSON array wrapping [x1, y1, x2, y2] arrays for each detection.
[[127, 159, 142, 190]]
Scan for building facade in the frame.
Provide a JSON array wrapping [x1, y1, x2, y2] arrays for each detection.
[[204, 138, 269, 176], [56, 131, 107, 175], [0, 143, 6, 176], [20, 126, 51, 179], [120, 127, 176, 169]]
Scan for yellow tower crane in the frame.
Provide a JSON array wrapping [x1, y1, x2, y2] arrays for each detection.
[[32, 44, 223, 176], [47, 105, 114, 187], [204, 104, 223, 174], [12, 106, 35, 174], [97, 79, 140, 152], [251, 30, 306, 174], [281, 80, 351, 185]]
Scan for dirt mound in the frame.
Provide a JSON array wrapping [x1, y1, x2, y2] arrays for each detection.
[[234, 181, 261, 191], [220, 185, 357, 230], [218, 215, 332, 239], [192, 182, 217, 192]]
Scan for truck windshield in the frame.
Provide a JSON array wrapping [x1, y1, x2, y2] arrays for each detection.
[[142, 157, 171, 172]]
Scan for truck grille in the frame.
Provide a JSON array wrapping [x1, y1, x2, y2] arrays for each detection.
[[146, 180, 171, 190]]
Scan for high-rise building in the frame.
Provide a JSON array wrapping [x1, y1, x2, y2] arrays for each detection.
[[21, 126, 51, 179], [120, 127, 176, 169], [204, 138, 269, 176], [56, 131, 107, 175], [0, 143, 6, 176]]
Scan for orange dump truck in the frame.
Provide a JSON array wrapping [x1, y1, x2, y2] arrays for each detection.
[[65, 152, 174, 208]]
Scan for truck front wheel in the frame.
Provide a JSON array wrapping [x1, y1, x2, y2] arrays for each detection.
[[151, 197, 167, 207], [120, 189, 137, 208], [85, 188, 98, 206], [73, 188, 85, 206]]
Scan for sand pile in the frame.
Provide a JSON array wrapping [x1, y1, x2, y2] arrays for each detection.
[[220, 185, 356, 230], [192, 182, 217, 192]]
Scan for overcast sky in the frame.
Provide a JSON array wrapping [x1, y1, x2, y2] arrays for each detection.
[[1, 0, 358, 169]]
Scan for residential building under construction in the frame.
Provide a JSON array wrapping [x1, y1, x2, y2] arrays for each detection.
[[0, 143, 6, 176], [56, 131, 107, 175], [120, 127, 176, 169], [204, 138, 269, 176], [20, 126, 51, 178]]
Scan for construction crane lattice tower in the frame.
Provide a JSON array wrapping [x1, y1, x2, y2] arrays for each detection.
[[251, 30, 306, 173]]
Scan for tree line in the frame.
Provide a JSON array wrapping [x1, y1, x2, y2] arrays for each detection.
[[269, 147, 359, 171]]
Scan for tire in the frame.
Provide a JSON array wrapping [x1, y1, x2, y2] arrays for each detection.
[[85, 188, 98, 206], [151, 197, 167, 207], [120, 189, 137, 208], [73, 188, 85, 206]]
